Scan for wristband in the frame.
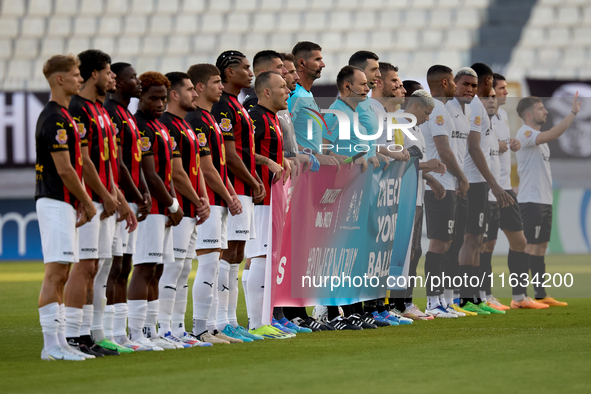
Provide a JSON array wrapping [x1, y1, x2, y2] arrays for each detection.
[[571, 111, 578, 116], [168, 198, 179, 214]]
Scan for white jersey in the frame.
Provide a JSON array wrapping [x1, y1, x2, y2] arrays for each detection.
[[488, 121, 501, 202], [420, 99, 455, 190], [446, 97, 471, 189], [371, 99, 403, 158], [404, 125, 426, 206], [464, 97, 492, 183], [516, 124, 553, 205], [493, 108, 512, 190]]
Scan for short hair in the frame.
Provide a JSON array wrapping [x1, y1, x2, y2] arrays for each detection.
[[253, 50, 283, 72], [138, 71, 171, 93], [408, 89, 435, 109], [292, 41, 322, 64], [516, 96, 543, 119], [493, 73, 506, 89], [348, 50, 379, 70], [336, 65, 363, 93], [215, 50, 246, 82], [454, 67, 478, 82], [111, 62, 132, 78], [470, 62, 493, 81], [77, 49, 111, 82], [187, 63, 220, 86], [427, 64, 453, 82], [281, 53, 295, 64], [43, 54, 80, 79], [254, 71, 281, 97], [165, 71, 190, 94], [402, 80, 423, 97], [378, 62, 398, 78]]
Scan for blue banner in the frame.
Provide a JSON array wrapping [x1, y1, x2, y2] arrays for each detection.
[[0, 199, 42, 260]]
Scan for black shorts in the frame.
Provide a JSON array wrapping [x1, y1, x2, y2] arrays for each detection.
[[425, 190, 456, 242], [520, 202, 552, 244], [500, 189, 523, 232], [452, 195, 468, 243], [483, 202, 500, 243], [411, 205, 423, 251], [466, 182, 490, 235]]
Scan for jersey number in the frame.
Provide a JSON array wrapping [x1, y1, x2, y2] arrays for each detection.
[[535, 225, 541, 239]]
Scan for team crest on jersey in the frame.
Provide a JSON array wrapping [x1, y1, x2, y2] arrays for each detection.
[[170, 136, 177, 150], [140, 137, 151, 151], [435, 116, 444, 126], [220, 118, 232, 132], [55, 129, 68, 144], [197, 133, 207, 147], [474, 116, 481, 126], [525, 130, 532, 138], [77, 123, 86, 138]]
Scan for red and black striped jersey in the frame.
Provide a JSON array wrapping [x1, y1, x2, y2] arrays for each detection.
[[69, 95, 112, 202], [249, 104, 284, 206], [35, 101, 83, 207], [134, 110, 174, 215], [185, 106, 227, 207], [96, 100, 120, 188], [160, 111, 210, 218], [103, 98, 142, 202], [211, 91, 256, 197]]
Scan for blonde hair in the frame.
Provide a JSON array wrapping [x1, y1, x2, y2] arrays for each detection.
[[42, 54, 80, 79]]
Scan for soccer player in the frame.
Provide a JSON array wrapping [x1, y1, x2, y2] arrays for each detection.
[[36, 54, 97, 361], [104, 63, 152, 348], [458, 63, 513, 314], [127, 71, 185, 350], [157, 72, 212, 347], [64, 50, 123, 356], [245, 71, 295, 338], [420, 65, 468, 318], [185, 63, 245, 344], [515, 95, 579, 307], [443, 67, 479, 317], [243, 50, 287, 110]]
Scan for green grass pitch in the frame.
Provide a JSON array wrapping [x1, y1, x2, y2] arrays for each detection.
[[0, 255, 590, 394]]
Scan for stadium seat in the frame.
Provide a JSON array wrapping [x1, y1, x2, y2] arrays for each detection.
[[66, 37, 90, 55], [434, 49, 463, 70], [344, 31, 367, 50], [411, 0, 437, 9], [98, 17, 123, 37], [167, 36, 191, 56], [193, 35, 217, 54], [159, 56, 185, 74], [403, 10, 428, 27], [40, 38, 64, 58], [421, 30, 444, 48], [27, 0, 52, 17], [0, 18, 19, 38], [130, 0, 154, 15], [149, 15, 173, 35], [529, 7, 555, 27], [335, 0, 359, 10], [445, 29, 472, 49], [359, 0, 386, 10], [412, 50, 435, 68], [0, 59, 6, 79], [371, 31, 395, 50], [260, 0, 282, 11], [519, 27, 545, 48], [252, 13, 276, 33], [187, 53, 215, 66], [354, 11, 377, 31], [46, 17, 72, 38], [0, 39, 12, 59], [117, 37, 141, 56], [269, 33, 294, 53], [386, 52, 410, 69], [286, 0, 308, 11], [142, 36, 165, 56], [218, 33, 243, 52], [156, 0, 180, 15], [465, 0, 489, 8], [201, 14, 225, 34], [583, 6, 591, 25], [244, 33, 267, 52], [175, 15, 199, 35], [547, 27, 571, 47], [510, 48, 537, 69], [80, 0, 103, 16], [208, 0, 232, 14], [181, 0, 206, 13], [303, 12, 327, 32], [297, 32, 319, 45], [572, 27, 591, 46], [320, 32, 343, 52], [7, 59, 32, 79], [227, 14, 250, 33], [438, 0, 463, 9], [123, 15, 148, 36], [556, 7, 580, 27], [278, 13, 302, 33], [73, 17, 97, 37], [430, 9, 453, 28], [456, 9, 481, 28], [105, 0, 129, 16], [93, 37, 116, 55], [397, 30, 419, 50], [377, 11, 401, 30], [135, 57, 158, 74], [538, 0, 562, 5], [21, 18, 45, 38], [537, 48, 561, 69], [235, 0, 258, 12], [328, 11, 353, 31], [1, 0, 25, 16], [562, 48, 587, 68], [310, 0, 334, 11], [54, 0, 78, 16]]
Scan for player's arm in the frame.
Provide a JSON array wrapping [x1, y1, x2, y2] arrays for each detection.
[[196, 171, 210, 225], [115, 186, 137, 232], [81, 146, 119, 218], [117, 145, 143, 205], [224, 176, 242, 216], [136, 168, 151, 222], [171, 157, 202, 208], [423, 172, 446, 200], [141, 155, 173, 206], [199, 154, 234, 205], [420, 158, 446, 174], [433, 135, 468, 197], [224, 139, 260, 191], [535, 94, 580, 145]]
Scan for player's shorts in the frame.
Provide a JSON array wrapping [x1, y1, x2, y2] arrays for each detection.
[[195, 205, 228, 250], [452, 195, 468, 243], [520, 202, 552, 244], [112, 221, 124, 257], [411, 205, 423, 252], [425, 190, 456, 242], [500, 189, 523, 232], [245, 205, 271, 258], [79, 202, 117, 260], [466, 182, 490, 235], [120, 203, 138, 255], [133, 213, 174, 265], [36, 197, 79, 264], [483, 202, 500, 243], [227, 195, 256, 241], [172, 216, 197, 260]]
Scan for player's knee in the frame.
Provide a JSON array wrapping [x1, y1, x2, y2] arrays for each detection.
[[45, 270, 69, 287], [484, 240, 496, 253], [234, 251, 244, 264]]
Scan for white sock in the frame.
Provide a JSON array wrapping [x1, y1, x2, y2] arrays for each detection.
[[127, 299, 147, 341], [479, 290, 487, 301], [103, 305, 115, 340], [64, 306, 83, 339], [242, 269, 249, 324], [113, 303, 128, 339], [192, 252, 219, 335], [439, 294, 448, 309], [57, 304, 68, 347], [427, 296, 440, 310], [144, 300, 159, 339], [90, 257, 111, 341], [80, 304, 93, 337], [171, 257, 192, 337], [454, 290, 461, 301], [39, 302, 60, 351], [444, 289, 455, 307], [487, 293, 494, 301], [157, 259, 183, 336], [216, 259, 231, 331], [206, 268, 220, 332], [228, 264, 240, 328], [513, 293, 526, 302], [246, 257, 265, 330]]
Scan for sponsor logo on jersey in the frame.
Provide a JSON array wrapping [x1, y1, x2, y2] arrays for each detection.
[[55, 129, 68, 144], [220, 118, 232, 132]]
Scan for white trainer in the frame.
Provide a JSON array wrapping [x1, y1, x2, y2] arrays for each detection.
[[426, 305, 458, 318], [150, 336, 178, 350], [41, 346, 85, 361], [134, 337, 164, 351], [66, 344, 96, 359], [447, 305, 465, 317], [195, 331, 230, 344]]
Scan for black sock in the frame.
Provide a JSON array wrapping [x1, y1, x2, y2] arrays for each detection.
[[425, 251, 444, 297], [376, 298, 387, 313], [529, 254, 547, 299], [459, 265, 473, 306], [473, 265, 483, 304], [480, 252, 493, 296], [327, 306, 341, 321], [273, 307, 285, 321], [352, 302, 364, 315], [364, 299, 377, 314], [508, 250, 527, 296], [283, 307, 308, 321]]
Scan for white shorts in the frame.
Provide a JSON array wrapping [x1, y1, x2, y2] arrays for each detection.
[[78, 202, 117, 260], [245, 205, 271, 258], [112, 221, 124, 257], [227, 195, 256, 241], [120, 202, 138, 255], [195, 205, 228, 250], [36, 198, 79, 264], [133, 213, 174, 265], [172, 216, 197, 260]]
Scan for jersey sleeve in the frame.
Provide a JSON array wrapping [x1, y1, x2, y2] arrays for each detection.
[[469, 103, 482, 133], [167, 126, 182, 158], [69, 101, 91, 147], [187, 115, 211, 157], [137, 122, 155, 158], [250, 111, 266, 143], [243, 95, 258, 111], [518, 128, 541, 149], [428, 107, 451, 138], [212, 101, 236, 141], [42, 114, 72, 153]]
